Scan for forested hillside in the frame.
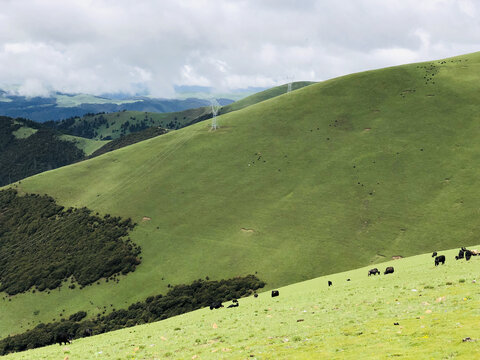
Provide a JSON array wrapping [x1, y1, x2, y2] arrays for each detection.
[[0, 117, 85, 186]]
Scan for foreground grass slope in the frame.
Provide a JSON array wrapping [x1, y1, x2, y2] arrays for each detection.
[[3, 52, 480, 338], [5, 247, 480, 359]]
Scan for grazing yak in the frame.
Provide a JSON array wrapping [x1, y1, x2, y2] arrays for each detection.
[[384, 266, 394, 275], [227, 302, 239, 308], [368, 268, 380, 276], [271, 290, 279, 297], [456, 248, 465, 260], [254, 293, 258, 298], [55, 332, 71, 346], [432, 251, 437, 257], [209, 301, 224, 310], [435, 255, 445, 266], [328, 280, 333, 286], [465, 250, 472, 261]]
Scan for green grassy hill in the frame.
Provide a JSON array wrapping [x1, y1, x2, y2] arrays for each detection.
[[219, 81, 315, 114], [3, 52, 480, 339], [4, 246, 480, 359]]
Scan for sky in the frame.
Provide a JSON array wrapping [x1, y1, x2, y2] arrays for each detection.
[[0, 0, 479, 97]]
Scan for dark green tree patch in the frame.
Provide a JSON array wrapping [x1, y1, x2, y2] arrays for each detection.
[[0, 117, 85, 186], [0, 275, 265, 355], [0, 189, 140, 295], [90, 126, 168, 158]]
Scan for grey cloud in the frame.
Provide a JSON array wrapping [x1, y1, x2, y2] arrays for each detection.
[[0, 0, 478, 97]]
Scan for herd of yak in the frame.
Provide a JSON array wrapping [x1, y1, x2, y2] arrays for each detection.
[[54, 247, 477, 346], [365, 246, 478, 281], [210, 246, 479, 313]]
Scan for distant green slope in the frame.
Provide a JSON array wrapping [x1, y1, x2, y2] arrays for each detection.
[[0, 117, 87, 186], [49, 107, 210, 140], [48, 82, 314, 141], [3, 52, 480, 338], [58, 135, 109, 156], [89, 127, 167, 158], [4, 246, 480, 359], [219, 81, 315, 114]]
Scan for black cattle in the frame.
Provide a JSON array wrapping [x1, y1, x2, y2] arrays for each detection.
[[55, 332, 71, 346], [457, 249, 465, 260], [432, 251, 437, 257], [227, 302, 239, 308], [209, 301, 224, 310], [465, 250, 472, 261], [434, 255, 445, 266], [271, 290, 279, 297], [328, 280, 333, 286], [384, 266, 394, 275], [368, 268, 380, 276], [254, 293, 258, 298]]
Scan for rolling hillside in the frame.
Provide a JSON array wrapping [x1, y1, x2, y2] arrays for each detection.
[[3, 52, 480, 339], [46, 108, 211, 140], [0, 91, 232, 122], [4, 246, 480, 359], [0, 117, 106, 186], [46, 83, 312, 141], [219, 81, 315, 114]]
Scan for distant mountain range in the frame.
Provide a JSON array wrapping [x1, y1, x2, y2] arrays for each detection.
[[0, 90, 234, 122]]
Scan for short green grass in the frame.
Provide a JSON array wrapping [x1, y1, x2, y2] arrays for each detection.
[[11, 126, 38, 139], [4, 246, 480, 359], [58, 134, 109, 156], [220, 81, 315, 114], [3, 52, 480, 339]]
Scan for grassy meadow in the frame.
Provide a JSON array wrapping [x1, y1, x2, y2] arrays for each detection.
[[4, 246, 480, 359], [2, 52, 480, 339], [219, 81, 315, 114], [59, 134, 109, 155]]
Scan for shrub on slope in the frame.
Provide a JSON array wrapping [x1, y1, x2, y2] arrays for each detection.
[[0, 275, 264, 355], [90, 126, 168, 158], [0, 189, 140, 295]]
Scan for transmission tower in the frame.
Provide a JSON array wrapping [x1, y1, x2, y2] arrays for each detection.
[[287, 82, 292, 94], [210, 99, 221, 130], [286, 75, 294, 94]]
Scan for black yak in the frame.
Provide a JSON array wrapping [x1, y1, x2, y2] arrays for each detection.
[[55, 332, 71, 346], [209, 302, 224, 310], [384, 266, 394, 275], [435, 255, 445, 266]]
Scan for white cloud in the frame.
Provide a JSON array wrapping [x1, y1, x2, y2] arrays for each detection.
[[0, 0, 478, 97]]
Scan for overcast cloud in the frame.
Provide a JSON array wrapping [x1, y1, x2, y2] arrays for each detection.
[[0, 0, 479, 97]]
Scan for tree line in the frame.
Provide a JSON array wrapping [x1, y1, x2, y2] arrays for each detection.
[[0, 275, 265, 355], [0, 189, 141, 295]]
